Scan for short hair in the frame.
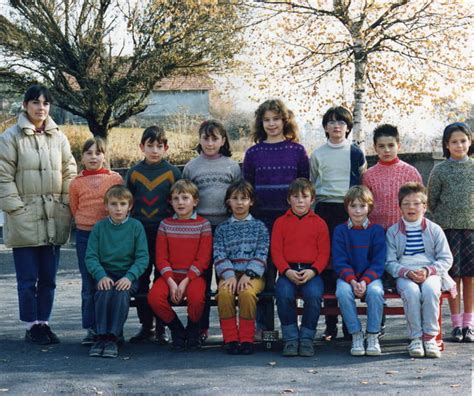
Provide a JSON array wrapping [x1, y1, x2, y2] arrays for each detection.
[[322, 106, 353, 138], [81, 136, 107, 154], [104, 185, 133, 205], [23, 84, 53, 104], [373, 124, 399, 145], [196, 120, 232, 157], [441, 122, 472, 158], [398, 182, 427, 207], [140, 125, 168, 145], [224, 180, 255, 212], [344, 185, 374, 215], [170, 179, 199, 200], [252, 99, 299, 143], [287, 178, 316, 201]]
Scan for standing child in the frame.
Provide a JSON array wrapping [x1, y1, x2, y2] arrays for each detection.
[[69, 137, 123, 345], [310, 106, 366, 341], [126, 126, 181, 344], [183, 120, 241, 342], [428, 122, 473, 342], [272, 178, 330, 357], [333, 186, 386, 356], [214, 181, 269, 355], [147, 180, 212, 351], [386, 183, 455, 358], [85, 185, 148, 358]]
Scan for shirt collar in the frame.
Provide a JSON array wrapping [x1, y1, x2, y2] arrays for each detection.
[[230, 214, 254, 222], [172, 211, 198, 220], [108, 215, 130, 226], [347, 217, 370, 229]]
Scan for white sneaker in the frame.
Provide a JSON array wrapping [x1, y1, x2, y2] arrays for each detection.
[[366, 333, 381, 356], [408, 338, 425, 357], [350, 331, 365, 356], [423, 339, 441, 358]]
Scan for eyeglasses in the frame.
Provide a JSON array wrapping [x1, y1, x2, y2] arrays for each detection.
[[327, 120, 347, 127], [401, 202, 425, 208]]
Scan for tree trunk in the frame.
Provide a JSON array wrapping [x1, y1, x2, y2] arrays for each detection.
[[352, 38, 367, 153], [86, 118, 109, 140]]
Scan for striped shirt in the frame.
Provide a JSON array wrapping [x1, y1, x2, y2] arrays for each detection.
[[403, 221, 425, 256]]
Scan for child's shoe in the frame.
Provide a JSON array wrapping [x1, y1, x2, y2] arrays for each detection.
[[25, 324, 49, 345], [239, 342, 254, 355], [408, 338, 425, 357], [169, 316, 186, 351], [451, 327, 463, 342], [186, 318, 202, 350], [89, 340, 105, 357], [298, 339, 315, 357], [81, 328, 96, 346], [102, 340, 119, 358], [155, 324, 170, 345], [39, 324, 60, 344], [282, 340, 299, 357], [129, 325, 154, 344], [423, 339, 441, 358], [366, 333, 381, 356], [225, 341, 240, 355], [350, 331, 365, 356], [462, 327, 474, 342]]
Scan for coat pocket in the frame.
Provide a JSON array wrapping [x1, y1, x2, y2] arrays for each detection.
[[53, 201, 72, 245], [4, 206, 38, 247]]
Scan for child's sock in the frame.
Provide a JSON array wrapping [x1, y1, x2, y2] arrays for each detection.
[[38, 320, 48, 325], [451, 313, 463, 329], [462, 312, 474, 328], [422, 333, 436, 342], [25, 321, 38, 330]]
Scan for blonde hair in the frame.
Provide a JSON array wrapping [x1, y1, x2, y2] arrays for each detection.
[[104, 185, 133, 205], [170, 179, 199, 200], [398, 182, 427, 207], [344, 185, 374, 215]]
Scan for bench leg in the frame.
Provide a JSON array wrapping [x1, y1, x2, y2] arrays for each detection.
[[436, 299, 444, 351]]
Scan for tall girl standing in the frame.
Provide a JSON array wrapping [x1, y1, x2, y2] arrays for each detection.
[[428, 122, 474, 342], [69, 137, 123, 345]]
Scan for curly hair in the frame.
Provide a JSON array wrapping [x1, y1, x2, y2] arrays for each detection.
[[252, 99, 299, 143]]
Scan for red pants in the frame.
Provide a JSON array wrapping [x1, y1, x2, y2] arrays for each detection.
[[147, 273, 206, 324]]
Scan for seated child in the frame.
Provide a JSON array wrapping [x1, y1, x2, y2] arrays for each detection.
[[386, 182, 455, 358], [147, 180, 212, 351], [214, 181, 269, 355], [85, 185, 149, 358], [332, 186, 386, 356], [272, 178, 330, 357]]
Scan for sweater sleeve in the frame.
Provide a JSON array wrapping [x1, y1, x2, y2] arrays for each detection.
[[242, 150, 255, 187], [385, 226, 404, 278], [60, 133, 77, 204], [231, 160, 242, 183], [297, 147, 310, 179], [430, 223, 453, 275], [68, 178, 79, 217], [271, 218, 290, 274], [311, 218, 330, 274], [332, 225, 357, 283], [0, 130, 24, 213], [213, 225, 236, 280], [309, 151, 320, 184], [187, 220, 212, 280], [156, 222, 173, 280], [245, 221, 269, 278], [85, 225, 108, 282], [124, 223, 149, 282], [360, 226, 387, 284], [427, 166, 442, 214]]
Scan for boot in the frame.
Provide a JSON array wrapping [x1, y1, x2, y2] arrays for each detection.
[[220, 317, 239, 344], [186, 317, 201, 350], [167, 316, 186, 351]]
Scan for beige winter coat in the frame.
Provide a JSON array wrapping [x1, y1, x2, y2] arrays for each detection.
[[0, 113, 77, 247]]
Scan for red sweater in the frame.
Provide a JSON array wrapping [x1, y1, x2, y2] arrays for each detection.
[[156, 215, 212, 280], [271, 209, 330, 275]]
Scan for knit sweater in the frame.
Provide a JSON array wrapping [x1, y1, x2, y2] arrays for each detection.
[[183, 154, 241, 226], [243, 140, 309, 231], [271, 209, 330, 275], [156, 214, 212, 281], [126, 160, 181, 229], [332, 221, 386, 285], [85, 217, 149, 282], [69, 169, 123, 231], [427, 158, 474, 230], [363, 158, 422, 230], [310, 140, 366, 204], [214, 215, 269, 280]]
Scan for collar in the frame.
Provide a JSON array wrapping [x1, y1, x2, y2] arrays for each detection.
[[347, 218, 370, 229], [378, 157, 399, 166], [285, 208, 316, 219], [172, 211, 198, 220], [230, 214, 254, 222], [18, 112, 58, 136], [82, 168, 110, 176], [398, 217, 427, 234], [448, 156, 469, 163], [327, 139, 348, 149], [200, 153, 222, 160], [108, 215, 130, 226]]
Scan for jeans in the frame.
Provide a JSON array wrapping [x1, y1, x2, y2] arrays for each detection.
[[276, 275, 324, 341], [13, 245, 60, 322], [76, 229, 96, 330], [336, 278, 384, 334]]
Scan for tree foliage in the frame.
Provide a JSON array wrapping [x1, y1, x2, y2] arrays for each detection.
[[0, 0, 243, 138]]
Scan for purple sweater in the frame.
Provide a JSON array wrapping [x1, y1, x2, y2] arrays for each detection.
[[243, 140, 309, 231]]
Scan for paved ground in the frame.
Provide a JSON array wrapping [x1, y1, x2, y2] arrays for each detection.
[[0, 247, 473, 395]]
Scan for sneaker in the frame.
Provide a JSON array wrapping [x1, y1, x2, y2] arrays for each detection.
[[366, 333, 381, 356], [424, 339, 441, 358], [81, 329, 96, 346], [282, 340, 299, 357], [451, 327, 463, 342], [25, 324, 49, 345], [89, 341, 105, 357], [298, 339, 315, 357], [239, 342, 254, 355], [408, 338, 425, 358], [462, 327, 474, 342], [350, 331, 365, 356], [102, 341, 119, 358], [38, 324, 60, 344], [129, 326, 154, 344], [155, 326, 170, 345], [225, 341, 240, 355]]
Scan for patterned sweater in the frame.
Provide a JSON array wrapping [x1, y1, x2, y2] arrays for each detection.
[[243, 140, 309, 231], [427, 158, 474, 230], [126, 160, 181, 230], [183, 154, 241, 226], [363, 158, 422, 230], [69, 169, 123, 231], [214, 215, 269, 280], [156, 214, 212, 281]]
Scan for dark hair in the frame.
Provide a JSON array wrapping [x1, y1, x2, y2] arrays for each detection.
[[322, 106, 353, 138], [140, 125, 168, 145], [81, 136, 107, 154], [23, 84, 53, 104], [104, 185, 133, 205], [344, 185, 374, 215], [441, 122, 472, 158], [398, 182, 427, 207], [252, 99, 299, 143], [196, 120, 232, 157], [373, 124, 399, 145], [170, 179, 199, 200], [287, 178, 315, 201], [224, 180, 255, 213]]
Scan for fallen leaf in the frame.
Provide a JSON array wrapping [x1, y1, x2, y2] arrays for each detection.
[[41, 349, 48, 352], [307, 369, 318, 374], [0, 389, 9, 393], [281, 389, 295, 394], [360, 381, 369, 385], [415, 376, 422, 380], [268, 361, 277, 367], [122, 357, 130, 360], [450, 384, 461, 388], [385, 370, 398, 375], [378, 382, 388, 385]]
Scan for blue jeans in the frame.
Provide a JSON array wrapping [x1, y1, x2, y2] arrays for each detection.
[[276, 275, 324, 341], [76, 229, 96, 330], [13, 245, 60, 322], [336, 278, 384, 334]]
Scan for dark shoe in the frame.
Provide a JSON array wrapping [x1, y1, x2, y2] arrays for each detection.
[[225, 341, 240, 355], [168, 316, 186, 351], [155, 325, 170, 345], [379, 312, 387, 339], [282, 340, 299, 357], [25, 324, 49, 345], [102, 341, 118, 358], [39, 324, 60, 344], [89, 341, 105, 357], [186, 318, 201, 350], [239, 342, 254, 355], [298, 339, 315, 357], [342, 321, 352, 341], [81, 329, 96, 346], [452, 327, 463, 342], [200, 329, 209, 344], [322, 325, 338, 342], [463, 327, 474, 342], [129, 326, 154, 344]]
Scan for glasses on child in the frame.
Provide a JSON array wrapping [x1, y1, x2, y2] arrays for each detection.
[[401, 201, 424, 208], [327, 120, 347, 126]]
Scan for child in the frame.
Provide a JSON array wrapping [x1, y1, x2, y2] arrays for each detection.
[[428, 122, 473, 342], [272, 178, 330, 357], [363, 124, 422, 230], [214, 181, 269, 355], [310, 106, 366, 341], [183, 120, 241, 341], [386, 182, 455, 358], [332, 186, 386, 356], [85, 185, 148, 358], [126, 126, 181, 344], [147, 180, 212, 351], [69, 137, 123, 345], [243, 99, 309, 334]]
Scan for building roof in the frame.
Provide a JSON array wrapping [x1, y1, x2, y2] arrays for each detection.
[[153, 76, 213, 92]]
